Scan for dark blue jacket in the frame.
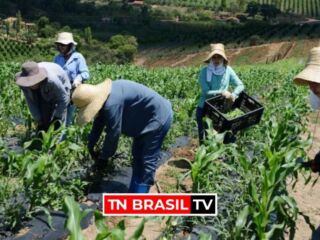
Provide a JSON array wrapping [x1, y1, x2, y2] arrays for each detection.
[[88, 80, 172, 159]]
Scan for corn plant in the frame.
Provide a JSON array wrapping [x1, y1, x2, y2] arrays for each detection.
[[63, 196, 147, 240]]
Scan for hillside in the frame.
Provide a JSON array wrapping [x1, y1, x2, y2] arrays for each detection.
[[145, 0, 320, 18], [135, 38, 320, 67]]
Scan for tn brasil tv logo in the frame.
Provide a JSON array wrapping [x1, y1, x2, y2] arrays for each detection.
[[103, 193, 217, 216]]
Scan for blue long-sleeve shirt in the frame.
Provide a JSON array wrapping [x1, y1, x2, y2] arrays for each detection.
[[54, 51, 90, 84], [198, 65, 244, 108], [88, 80, 172, 160]]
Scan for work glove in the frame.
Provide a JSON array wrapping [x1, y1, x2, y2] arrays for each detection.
[[72, 79, 82, 88], [222, 91, 235, 102]]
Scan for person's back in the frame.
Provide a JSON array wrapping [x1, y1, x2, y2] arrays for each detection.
[[104, 80, 172, 137], [38, 62, 71, 89]]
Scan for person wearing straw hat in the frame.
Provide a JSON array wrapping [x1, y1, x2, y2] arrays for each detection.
[[293, 46, 320, 173], [196, 43, 244, 144], [72, 79, 173, 193], [54, 32, 90, 126], [16, 61, 71, 132]]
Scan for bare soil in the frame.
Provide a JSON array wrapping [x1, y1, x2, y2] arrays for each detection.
[[135, 39, 320, 68], [286, 111, 320, 240]]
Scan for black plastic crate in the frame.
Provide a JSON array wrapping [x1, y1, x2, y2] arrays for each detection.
[[204, 92, 264, 133]]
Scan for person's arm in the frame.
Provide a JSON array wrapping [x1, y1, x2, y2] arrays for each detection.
[[21, 87, 42, 123], [50, 76, 70, 120], [74, 54, 90, 82], [100, 104, 123, 160], [198, 68, 223, 97], [88, 111, 106, 153], [229, 67, 244, 98]]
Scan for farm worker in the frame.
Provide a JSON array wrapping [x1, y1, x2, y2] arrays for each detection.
[[54, 32, 90, 126], [293, 46, 320, 173], [15, 61, 71, 132], [72, 79, 173, 193], [196, 43, 244, 144]]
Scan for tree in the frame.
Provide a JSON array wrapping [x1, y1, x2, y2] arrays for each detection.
[[260, 4, 280, 21], [238, 0, 247, 11], [246, 1, 260, 18], [220, 0, 227, 10], [107, 34, 138, 63], [15, 10, 22, 34], [84, 27, 92, 45], [37, 16, 49, 31], [4, 21, 10, 37], [213, 0, 220, 12]]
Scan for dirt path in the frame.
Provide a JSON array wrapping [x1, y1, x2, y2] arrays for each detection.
[[170, 53, 199, 67], [286, 111, 320, 239]]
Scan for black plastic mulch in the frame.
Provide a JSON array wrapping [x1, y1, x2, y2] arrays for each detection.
[[1, 136, 191, 240]]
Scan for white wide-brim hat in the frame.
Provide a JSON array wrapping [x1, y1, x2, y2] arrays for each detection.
[[294, 47, 320, 85], [72, 79, 112, 126], [204, 43, 228, 63], [55, 32, 77, 45]]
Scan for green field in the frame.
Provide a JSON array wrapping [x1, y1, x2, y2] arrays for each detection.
[[0, 58, 314, 239]]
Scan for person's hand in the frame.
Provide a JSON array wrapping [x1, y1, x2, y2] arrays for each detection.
[[72, 79, 81, 88], [311, 152, 320, 173], [222, 91, 235, 102], [89, 148, 99, 161]]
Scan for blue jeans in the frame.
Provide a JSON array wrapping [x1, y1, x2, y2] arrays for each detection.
[[66, 104, 76, 127], [128, 112, 173, 193], [196, 107, 206, 145], [59, 104, 75, 141]]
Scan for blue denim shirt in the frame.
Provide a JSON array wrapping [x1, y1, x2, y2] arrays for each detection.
[[21, 62, 71, 122], [198, 65, 244, 108], [54, 51, 90, 83], [88, 80, 173, 160]]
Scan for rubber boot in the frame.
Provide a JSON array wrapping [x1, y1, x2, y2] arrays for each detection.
[[128, 177, 138, 193], [129, 181, 150, 193]]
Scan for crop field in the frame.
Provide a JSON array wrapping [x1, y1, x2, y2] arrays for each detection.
[[0, 59, 315, 239], [145, 0, 320, 17], [0, 38, 53, 62]]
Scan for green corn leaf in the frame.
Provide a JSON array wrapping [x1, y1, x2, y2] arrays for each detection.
[[266, 222, 285, 239], [110, 220, 126, 240], [34, 206, 54, 230], [235, 205, 250, 235], [94, 210, 109, 233], [63, 196, 92, 240], [128, 218, 147, 240]]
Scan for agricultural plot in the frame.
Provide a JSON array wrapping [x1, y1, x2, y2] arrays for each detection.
[[0, 38, 53, 62], [258, 0, 320, 17], [145, 0, 320, 17], [0, 60, 314, 239]]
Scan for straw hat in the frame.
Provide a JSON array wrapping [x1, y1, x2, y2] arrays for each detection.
[[294, 47, 320, 85], [204, 43, 228, 63], [15, 61, 47, 87], [55, 32, 77, 45], [72, 79, 112, 126]]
